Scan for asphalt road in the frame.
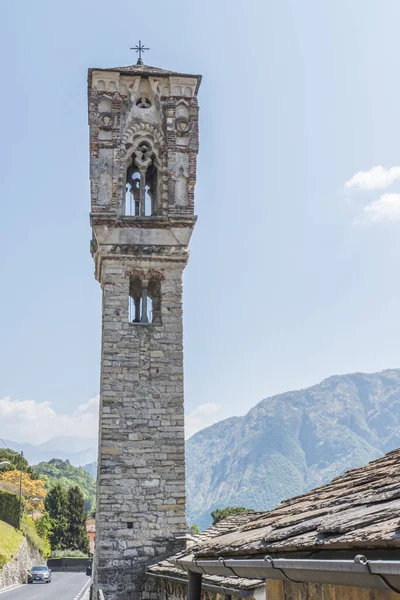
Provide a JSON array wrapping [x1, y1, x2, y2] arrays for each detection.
[[0, 573, 91, 600]]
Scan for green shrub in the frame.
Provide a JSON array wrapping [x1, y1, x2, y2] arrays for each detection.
[[0, 490, 24, 529], [50, 549, 88, 559], [21, 515, 50, 558], [210, 506, 252, 525]]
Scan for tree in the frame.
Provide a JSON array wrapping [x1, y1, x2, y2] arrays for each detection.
[[66, 486, 89, 554], [35, 512, 53, 559], [0, 470, 47, 512], [35, 511, 53, 538], [45, 483, 69, 550], [0, 449, 36, 478], [211, 506, 252, 525], [190, 524, 200, 535]]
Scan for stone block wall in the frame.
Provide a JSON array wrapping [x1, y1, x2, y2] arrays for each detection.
[[0, 538, 42, 591], [88, 61, 201, 600], [94, 257, 187, 600]]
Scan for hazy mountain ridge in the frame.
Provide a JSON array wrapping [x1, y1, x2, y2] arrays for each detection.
[[187, 369, 400, 529], [1, 437, 97, 467]]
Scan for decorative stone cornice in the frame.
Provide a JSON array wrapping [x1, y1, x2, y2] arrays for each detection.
[[90, 213, 197, 229], [108, 245, 189, 256]]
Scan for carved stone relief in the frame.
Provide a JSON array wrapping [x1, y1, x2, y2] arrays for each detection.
[[175, 101, 191, 146], [176, 117, 191, 136], [97, 149, 114, 206], [136, 97, 152, 108], [175, 167, 188, 206], [100, 113, 113, 129], [98, 171, 113, 205], [171, 154, 189, 206]]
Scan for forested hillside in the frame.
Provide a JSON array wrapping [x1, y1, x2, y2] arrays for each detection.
[[33, 458, 96, 513]]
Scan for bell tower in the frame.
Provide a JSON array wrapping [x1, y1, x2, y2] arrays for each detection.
[[88, 55, 201, 600]]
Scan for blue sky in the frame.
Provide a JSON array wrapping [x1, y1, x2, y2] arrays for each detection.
[[1, 0, 400, 443]]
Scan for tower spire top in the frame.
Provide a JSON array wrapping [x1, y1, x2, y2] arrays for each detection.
[[130, 40, 150, 65]]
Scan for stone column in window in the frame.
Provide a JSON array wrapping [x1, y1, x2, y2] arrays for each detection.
[[134, 297, 141, 322], [140, 287, 149, 323], [139, 167, 147, 216], [126, 165, 133, 215], [132, 176, 140, 216]]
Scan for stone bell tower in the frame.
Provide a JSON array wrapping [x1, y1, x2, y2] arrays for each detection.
[[88, 56, 201, 600]]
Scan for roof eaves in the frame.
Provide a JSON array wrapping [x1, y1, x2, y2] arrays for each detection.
[[176, 554, 400, 594]]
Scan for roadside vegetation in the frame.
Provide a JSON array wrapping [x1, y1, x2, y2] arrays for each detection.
[[0, 449, 90, 568], [0, 520, 23, 569], [45, 484, 89, 554], [50, 549, 89, 559]]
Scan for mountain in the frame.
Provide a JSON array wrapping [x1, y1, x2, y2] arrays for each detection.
[[82, 461, 97, 478], [186, 368, 400, 529], [33, 458, 96, 513], [37, 436, 97, 454], [1, 437, 97, 467]]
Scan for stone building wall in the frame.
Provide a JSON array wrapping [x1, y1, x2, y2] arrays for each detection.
[[149, 577, 264, 600], [95, 258, 187, 599], [266, 579, 400, 600]]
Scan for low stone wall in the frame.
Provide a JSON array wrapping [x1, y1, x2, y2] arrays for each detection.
[[47, 558, 89, 572], [0, 537, 42, 590]]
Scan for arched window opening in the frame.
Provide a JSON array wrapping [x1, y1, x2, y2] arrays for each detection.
[[125, 141, 159, 217], [144, 184, 152, 216], [148, 279, 162, 325], [129, 276, 142, 323], [126, 168, 141, 216], [147, 296, 153, 323], [129, 276, 159, 324]]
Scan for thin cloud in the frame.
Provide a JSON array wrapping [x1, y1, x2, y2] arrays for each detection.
[[0, 396, 99, 445], [185, 403, 222, 439], [1, 395, 223, 445], [345, 166, 400, 192], [355, 193, 400, 224]]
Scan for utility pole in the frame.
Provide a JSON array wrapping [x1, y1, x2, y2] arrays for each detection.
[[18, 451, 23, 529]]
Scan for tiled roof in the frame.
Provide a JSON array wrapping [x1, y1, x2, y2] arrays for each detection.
[[148, 513, 265, 591], [194, 449, 400, 558], [90, 63, 201, 79], [148, 560, 263, 592]]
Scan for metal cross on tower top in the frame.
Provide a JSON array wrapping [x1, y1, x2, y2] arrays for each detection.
[[130, 40, 150, 65]]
